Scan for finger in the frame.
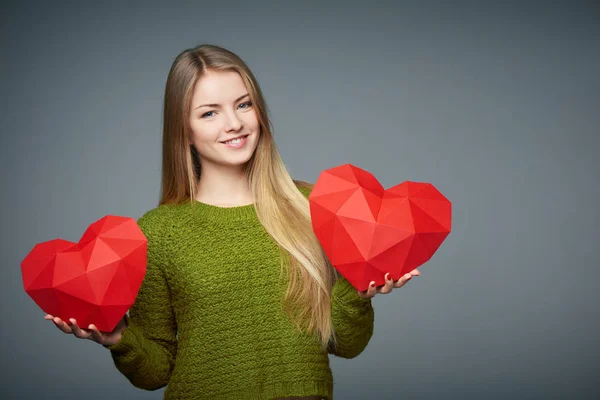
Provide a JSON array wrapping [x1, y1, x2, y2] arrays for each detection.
[[366, 281, 377, 298], [53, 317, 73, 334], [44, 314, 54, 320], [393, 273, 413, 289], [87, 324, 104, 343], [379, 273, 394, 294], [410, 269, 420, 276], [68, 318, 91, 339], [357, 281, 377, 299]]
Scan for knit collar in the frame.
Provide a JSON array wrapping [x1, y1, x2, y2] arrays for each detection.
[[187, 200, 258, 223]]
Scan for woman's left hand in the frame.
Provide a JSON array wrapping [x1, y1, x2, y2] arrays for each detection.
[[357, 269, 421, 299]]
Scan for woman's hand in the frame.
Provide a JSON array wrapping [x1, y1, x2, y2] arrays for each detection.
[[357, 269, 421, 299], [44, 314, 128, 347]]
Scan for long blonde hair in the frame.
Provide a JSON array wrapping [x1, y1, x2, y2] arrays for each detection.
[[158, 44, 337, 350]]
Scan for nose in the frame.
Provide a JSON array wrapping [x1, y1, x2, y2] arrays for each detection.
[[224, 110, 243, 132]]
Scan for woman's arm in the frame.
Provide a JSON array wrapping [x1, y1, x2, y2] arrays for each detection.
[[105, 209, 178, 390], [328, 275, 374, 358], [295, 180, 375, 356]]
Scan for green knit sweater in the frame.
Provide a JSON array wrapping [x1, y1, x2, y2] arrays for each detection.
[[106, 184, 374, 400]]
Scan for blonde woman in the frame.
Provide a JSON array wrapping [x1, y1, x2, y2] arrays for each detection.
[[45, 44, 420, 400]]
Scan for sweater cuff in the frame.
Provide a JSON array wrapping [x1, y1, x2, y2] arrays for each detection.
[[333, 276, 372, 308], [103, 315, 140, 354]]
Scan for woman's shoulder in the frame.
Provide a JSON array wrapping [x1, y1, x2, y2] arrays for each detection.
[[136, 204, 179, 239], [293, 179, 314, 198]]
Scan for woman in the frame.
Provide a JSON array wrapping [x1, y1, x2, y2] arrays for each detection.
[[45, 44, 420, 400]]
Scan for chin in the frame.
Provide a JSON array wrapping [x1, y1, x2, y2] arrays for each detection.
[[220, 154, 255, 168]]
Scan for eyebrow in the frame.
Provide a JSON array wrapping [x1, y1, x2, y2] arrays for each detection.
[[194, 93, 250, 110]]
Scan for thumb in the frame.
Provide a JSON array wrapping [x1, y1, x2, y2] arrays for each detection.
[[87, 324, 104, 344]]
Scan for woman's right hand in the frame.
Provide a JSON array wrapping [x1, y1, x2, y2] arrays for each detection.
[[44, 314, 128, 347]]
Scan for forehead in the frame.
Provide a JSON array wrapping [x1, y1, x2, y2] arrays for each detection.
[[191, 70, 247, 102]]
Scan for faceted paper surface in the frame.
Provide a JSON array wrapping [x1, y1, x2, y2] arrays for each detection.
[[309, 164, 452, 292], [21, 215, 147, 332]]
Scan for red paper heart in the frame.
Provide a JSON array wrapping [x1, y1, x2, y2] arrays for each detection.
[[309, 164, 452, 292], [21, 215, 147, 332]]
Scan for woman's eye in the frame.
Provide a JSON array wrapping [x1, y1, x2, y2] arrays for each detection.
[[200, 102, 251, 118]]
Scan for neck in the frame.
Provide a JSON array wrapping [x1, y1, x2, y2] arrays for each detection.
[[195, 162, 253, 207]]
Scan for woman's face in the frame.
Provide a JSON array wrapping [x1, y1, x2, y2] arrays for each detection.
[[188, 69, 260, 171]]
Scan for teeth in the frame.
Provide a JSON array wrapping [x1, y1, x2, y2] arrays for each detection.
[[224, 136, 245, 145]]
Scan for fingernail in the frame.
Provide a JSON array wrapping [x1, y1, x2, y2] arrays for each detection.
[[370, 281, 375, 288]]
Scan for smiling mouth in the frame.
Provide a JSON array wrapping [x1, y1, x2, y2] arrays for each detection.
[[221, 134, 249, 145]]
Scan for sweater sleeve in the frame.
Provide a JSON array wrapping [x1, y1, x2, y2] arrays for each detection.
[[104, 208, 178, 390], [328, 275, 374, 358], [294, 180, 375, 358]]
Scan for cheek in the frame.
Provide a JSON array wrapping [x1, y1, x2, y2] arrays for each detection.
[[247, 121, 261, 140], [189, 122, 217, 145]]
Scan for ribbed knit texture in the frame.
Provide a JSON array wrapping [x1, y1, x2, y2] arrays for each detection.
[[106, 185, 374, 400]]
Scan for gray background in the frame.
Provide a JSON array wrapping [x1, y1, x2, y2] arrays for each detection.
[[1, 1, 598, 399]]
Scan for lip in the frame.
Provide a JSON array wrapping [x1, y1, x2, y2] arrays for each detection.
[[219, 134, 249, 144]]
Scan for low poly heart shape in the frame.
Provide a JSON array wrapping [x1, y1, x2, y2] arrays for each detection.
[[309, 164, 452, 292], [21, 215, 147, 332]]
